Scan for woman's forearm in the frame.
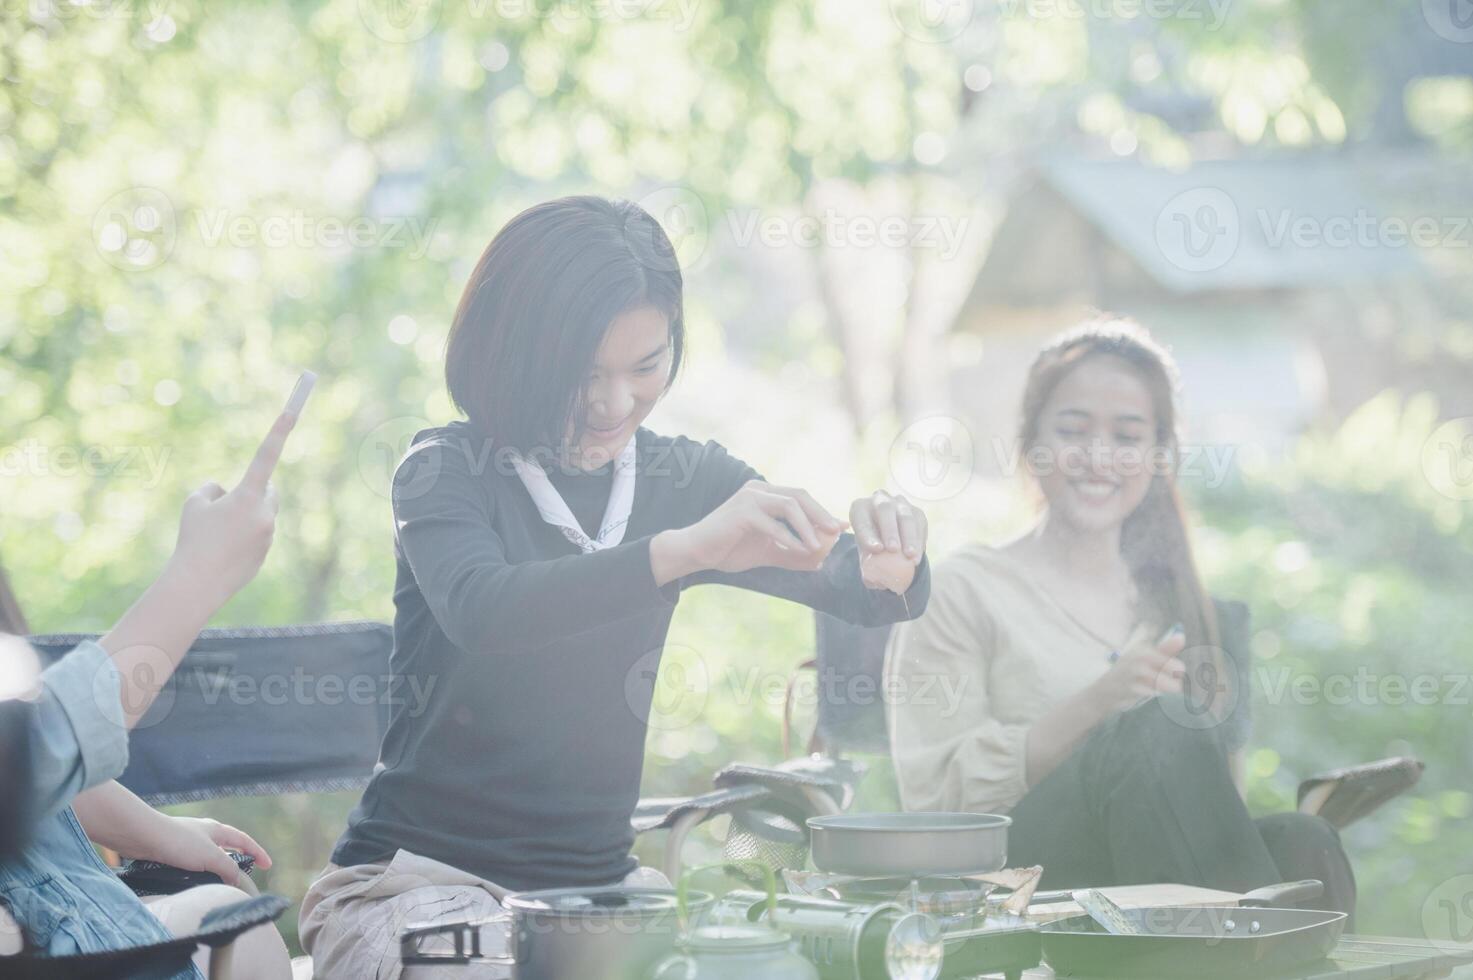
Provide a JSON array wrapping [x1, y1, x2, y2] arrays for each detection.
[[1024, 682, 1114, 788], [649, 527, 705, 586], [72, 780, 173, 857], [98, 558, 223, 728]]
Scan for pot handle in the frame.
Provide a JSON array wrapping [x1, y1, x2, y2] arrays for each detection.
[[399, 919, 518, 966], [677, 861, 778, 930], [1240, 879, 1324, 908]]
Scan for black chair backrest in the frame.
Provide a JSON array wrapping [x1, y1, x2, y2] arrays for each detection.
[[28, 622, 393, 805], [813, 597, 1254, 757]]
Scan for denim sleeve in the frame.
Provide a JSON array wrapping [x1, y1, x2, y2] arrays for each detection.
[[30, 640, 130, 819]]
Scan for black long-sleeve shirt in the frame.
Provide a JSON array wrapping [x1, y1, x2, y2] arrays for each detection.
[[331, 421, 930, 891]]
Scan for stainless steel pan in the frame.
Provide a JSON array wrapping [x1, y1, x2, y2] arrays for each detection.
[[1040, 879, 1346, 978], [806, 812, 1011, 877]]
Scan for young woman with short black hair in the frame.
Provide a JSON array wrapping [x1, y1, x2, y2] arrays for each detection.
[[302, 195, 931, 979]]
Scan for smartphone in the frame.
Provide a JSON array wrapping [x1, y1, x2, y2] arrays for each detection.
[[285, 369, 317, 417]]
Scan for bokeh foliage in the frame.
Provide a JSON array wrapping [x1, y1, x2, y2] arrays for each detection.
[[4, 0, 1472, 957]]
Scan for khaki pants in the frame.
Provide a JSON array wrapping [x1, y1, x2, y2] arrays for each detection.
[[299, 850, 670, 980]]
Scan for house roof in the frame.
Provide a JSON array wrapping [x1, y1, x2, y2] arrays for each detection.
[[1031, 155, 1432, 295]]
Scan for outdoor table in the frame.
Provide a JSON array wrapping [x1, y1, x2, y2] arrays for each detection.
[[985, 884, 1473, 980], [1003, 936, 1473, 979]]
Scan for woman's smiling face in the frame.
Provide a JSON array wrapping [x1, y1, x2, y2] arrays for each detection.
[[569, 305, 671, 467], [1029, 354, 1162, 534]]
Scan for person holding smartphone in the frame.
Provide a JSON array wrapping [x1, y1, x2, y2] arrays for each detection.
[[0, 404, 303, 978], [300, 195, 931, 979], [885, 319, 1355, 917]]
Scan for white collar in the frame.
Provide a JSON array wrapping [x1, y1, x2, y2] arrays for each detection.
[[509, 437, 638, 553]]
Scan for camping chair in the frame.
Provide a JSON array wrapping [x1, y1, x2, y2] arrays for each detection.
[[787, 599, 1426, 831], [20, 622, 860, 979]]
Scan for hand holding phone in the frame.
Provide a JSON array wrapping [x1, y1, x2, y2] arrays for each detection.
[[1095, 621, 1187, 713], [169, 371, 315, 604]]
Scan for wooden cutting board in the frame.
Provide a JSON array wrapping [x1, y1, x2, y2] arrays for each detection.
[[1024, 883, 1244, 923]]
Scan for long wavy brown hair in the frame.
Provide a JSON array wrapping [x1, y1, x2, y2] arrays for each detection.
[[1020, 317, 1227, 714]]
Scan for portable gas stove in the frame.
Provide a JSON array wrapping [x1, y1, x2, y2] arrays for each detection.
[[782, 870, 1044, 980]]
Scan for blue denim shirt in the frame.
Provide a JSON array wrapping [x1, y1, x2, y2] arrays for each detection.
[[0, 640, 199, 978]]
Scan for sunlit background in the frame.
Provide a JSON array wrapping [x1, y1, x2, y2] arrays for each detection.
[[4, 0, 1473, 955]]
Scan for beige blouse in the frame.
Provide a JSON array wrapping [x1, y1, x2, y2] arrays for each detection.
[[884, 543, 1160, 815]]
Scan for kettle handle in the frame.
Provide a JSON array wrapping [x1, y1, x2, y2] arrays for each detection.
[[652, 953, 698, 980], [677, 861, 778, 929]]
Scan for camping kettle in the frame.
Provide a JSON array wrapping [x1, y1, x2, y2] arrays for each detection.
[[653, 863, 819, 980]]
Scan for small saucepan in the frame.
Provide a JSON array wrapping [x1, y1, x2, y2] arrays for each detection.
[[400, 886, 715, 980], [806, 812, 1011, 877]]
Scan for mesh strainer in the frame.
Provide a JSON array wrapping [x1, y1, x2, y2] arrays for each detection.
[[721, 806, 809, 885]]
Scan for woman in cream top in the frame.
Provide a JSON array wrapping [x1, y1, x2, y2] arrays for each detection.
[[885, 543, 1151, 816], [884, 319, 1356, 915]]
